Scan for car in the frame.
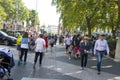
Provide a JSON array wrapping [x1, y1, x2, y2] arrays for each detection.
[[5, 30, 25, 38], [0, 31, 16, 45]]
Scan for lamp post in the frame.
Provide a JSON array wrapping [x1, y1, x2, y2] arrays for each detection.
[[14, 0, 20, 36], [35, 0, 38, 31]]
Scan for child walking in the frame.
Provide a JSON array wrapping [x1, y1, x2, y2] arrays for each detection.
[[68, 44, 73, 60]]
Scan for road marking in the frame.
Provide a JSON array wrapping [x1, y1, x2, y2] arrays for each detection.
[[21, 77, 59, 80]]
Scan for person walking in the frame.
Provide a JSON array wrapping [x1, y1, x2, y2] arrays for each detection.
[[94, 34, 109, 75], [59, 35, 63, 45], [33, 34, 46, 68], [50, 36, 55, 52], [74, 34, 81, 58], [18, 32, 29, 65], [44, 34, 48, 52], [16, 33, 22, 63], [80, 36, 90, 70], [65, 34, 72, 54]]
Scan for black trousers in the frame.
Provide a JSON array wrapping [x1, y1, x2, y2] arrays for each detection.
[[81, 53, 88, 67], [34, 52, 44, 65], [20, 48, 28, 62]]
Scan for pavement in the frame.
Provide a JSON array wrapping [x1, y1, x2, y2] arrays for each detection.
[[0, 44, 120, 80]]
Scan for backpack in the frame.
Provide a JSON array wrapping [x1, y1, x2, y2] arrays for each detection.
[[21, 38, 29, 44], [16, 35, 22, 46], [31, 40, 35, 45], [50, 39, 55, 44]]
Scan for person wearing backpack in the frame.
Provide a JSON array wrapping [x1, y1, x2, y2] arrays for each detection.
[[16, 34, 22, 61], [18, 32, 29, 65], [50, 36, 55, 52]]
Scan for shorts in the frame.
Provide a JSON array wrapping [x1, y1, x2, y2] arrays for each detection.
[[66, 45, 70, 50], [50, 44, 54, 47], [17, 45, 21, 51], [68, 52, 72, 54]]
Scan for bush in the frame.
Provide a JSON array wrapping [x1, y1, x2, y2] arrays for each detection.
[[107, 38, 117, 58]]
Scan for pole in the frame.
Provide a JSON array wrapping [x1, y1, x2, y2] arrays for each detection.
[[35, 0, 38, 31], [15, 0, 19, 36]]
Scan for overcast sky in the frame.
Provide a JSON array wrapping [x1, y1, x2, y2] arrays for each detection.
[[23, 0, 60, 26]]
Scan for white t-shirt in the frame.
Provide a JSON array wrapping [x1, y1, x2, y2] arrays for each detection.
[[65, 37, 71, 45], [35, 38, 45, 52]]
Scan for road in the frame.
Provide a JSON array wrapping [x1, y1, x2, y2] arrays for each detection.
[[0, 44, 120, 80]]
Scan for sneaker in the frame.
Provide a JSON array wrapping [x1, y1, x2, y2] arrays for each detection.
[[98, 72, 101, 75], [24, 62, 27, 65], [17, 60, 21, 65], [75, 55, 77, 58], [69, 57, 71, 60], [82, 67, 84, 70], [39, 64, 41, 67], [33, 64, 36, 69]]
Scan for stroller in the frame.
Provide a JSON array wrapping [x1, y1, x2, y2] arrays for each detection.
[[0, 48, 15, 80], [74, 46, 81, 59]]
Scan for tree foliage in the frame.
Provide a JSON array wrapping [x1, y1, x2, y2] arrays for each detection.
[[52, 0, 118, 36], [26, 10, 40, 27], [0, 0, 40, 28]]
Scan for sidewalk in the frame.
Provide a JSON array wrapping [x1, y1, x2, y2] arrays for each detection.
[[3, 45, 120, 80]]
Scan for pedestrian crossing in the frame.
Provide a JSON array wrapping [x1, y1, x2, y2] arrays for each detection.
[[21, 77, 59, 80]]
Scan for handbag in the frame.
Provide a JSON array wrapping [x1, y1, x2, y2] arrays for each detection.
[[104, 50, 107, 55]]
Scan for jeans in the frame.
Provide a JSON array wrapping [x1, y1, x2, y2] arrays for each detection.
[[81, 53, 88, 67], [34, 52, 44, 65], [96, 50, 105, 72], [20, 48, 28, 62]]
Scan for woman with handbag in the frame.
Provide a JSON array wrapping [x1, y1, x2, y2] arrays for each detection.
[[80, 36, 90, 70]]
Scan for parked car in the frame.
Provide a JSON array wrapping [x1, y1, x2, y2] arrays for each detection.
[[5, 30, 24, 38], [0, 31, 16, 45]]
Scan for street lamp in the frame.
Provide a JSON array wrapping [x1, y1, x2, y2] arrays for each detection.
[[14, 0, 20, 36], [35, 0, 38, 29]]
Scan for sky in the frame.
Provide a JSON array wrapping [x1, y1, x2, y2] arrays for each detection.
[[23, 0, 60, 26]]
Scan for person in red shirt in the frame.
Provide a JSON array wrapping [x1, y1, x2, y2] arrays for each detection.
[[44, 34, 48, 52]]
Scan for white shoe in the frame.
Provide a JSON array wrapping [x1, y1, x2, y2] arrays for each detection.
[[69, 57, 71, 60]]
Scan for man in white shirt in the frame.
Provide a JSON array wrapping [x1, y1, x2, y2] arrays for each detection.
[[94, 34, 109, 75], [33, 34, 45, 68]]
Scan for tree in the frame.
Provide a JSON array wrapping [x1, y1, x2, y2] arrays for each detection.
[[52, 0, 118, 37], [0, 0, 40, 29], [0, 6, 7, 22], [26, 10, 40, 27]]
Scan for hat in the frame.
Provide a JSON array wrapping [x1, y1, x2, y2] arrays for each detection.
[[84, 36, 89, 40]]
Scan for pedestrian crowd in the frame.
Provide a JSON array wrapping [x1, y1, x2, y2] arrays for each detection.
[[16, 31, 57, 69], [16, 31, 110, 75], [64, 33, 110, 75]]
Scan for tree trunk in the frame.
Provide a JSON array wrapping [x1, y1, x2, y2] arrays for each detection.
[[86, 17, 91, 37], [111, 26, 116, 37], [115, 0, 120, 61]]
